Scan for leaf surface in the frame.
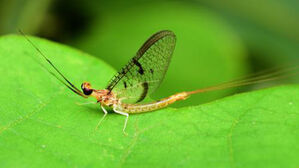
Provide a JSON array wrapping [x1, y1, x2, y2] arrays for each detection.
[[0, 35, 298, 168]]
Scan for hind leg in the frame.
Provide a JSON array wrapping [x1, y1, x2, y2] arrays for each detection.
[[113, 108, 129, 136]]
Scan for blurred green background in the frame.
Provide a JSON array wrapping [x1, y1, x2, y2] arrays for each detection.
[[1, 0, 298, 106]]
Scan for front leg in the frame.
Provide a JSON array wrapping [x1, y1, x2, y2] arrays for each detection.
[[76, 101, 97, 106]]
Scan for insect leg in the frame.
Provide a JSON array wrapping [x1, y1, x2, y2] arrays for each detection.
[[76, 101, 97, 106], [113, 108, 129, 136], [95, 105, 108, 131]]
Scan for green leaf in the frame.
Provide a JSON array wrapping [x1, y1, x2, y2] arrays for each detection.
[[0, 35, 298, 168]]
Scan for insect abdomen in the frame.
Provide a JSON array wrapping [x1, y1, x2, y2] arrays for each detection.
[[117, 92, 189, 114]]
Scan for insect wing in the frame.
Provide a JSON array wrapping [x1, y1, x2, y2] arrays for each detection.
[[106, 30, 176, 103]]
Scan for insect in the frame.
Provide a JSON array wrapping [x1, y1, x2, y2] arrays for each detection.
[[20, 30, 298, 135]]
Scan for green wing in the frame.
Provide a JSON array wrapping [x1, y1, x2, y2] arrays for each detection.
[[106, 30, 176, 103]]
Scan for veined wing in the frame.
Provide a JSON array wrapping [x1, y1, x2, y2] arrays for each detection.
[[106, 30, 176, 103]]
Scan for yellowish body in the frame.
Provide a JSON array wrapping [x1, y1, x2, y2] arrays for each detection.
[[115, 92, 189, 113]]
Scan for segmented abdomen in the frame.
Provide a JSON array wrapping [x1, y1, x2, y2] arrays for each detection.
[[115, 92, 189, 114]]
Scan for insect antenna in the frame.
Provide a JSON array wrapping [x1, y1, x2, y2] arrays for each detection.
[[19, 29, 87, 98]]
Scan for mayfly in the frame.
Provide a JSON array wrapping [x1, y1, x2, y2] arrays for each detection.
[[20, 30, 298, 135]]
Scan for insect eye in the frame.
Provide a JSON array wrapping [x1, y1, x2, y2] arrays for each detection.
[[83, 88, 93, 95]]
